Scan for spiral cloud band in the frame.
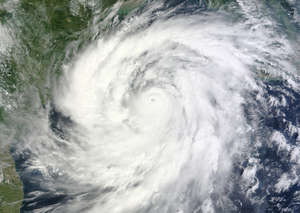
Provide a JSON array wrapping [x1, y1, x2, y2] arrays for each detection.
[[15, 1, 300, 212]]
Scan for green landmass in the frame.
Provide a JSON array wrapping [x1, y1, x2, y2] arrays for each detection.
[[118, 0, 145, 20], [0, 150, 23, 213]]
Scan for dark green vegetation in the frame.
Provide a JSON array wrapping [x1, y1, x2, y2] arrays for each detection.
[[0, 9, 11, 24], [0, 107, 5, 122], [1, 0, 95, 108], [0, 151, 23, 213], [0, 0, 146, 110], [118, 0, 145, 20]]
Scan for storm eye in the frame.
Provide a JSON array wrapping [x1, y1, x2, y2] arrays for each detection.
[[149, 97, 156, 102]]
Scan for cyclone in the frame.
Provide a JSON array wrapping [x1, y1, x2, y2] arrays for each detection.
[[1, 0, 300, 212], [54, 12, 256, 212]]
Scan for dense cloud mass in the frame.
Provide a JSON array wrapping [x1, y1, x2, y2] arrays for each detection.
[[1, 0, 300, 212]]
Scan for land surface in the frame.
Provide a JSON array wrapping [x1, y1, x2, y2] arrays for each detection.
[[0, 149, 23, 213]]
